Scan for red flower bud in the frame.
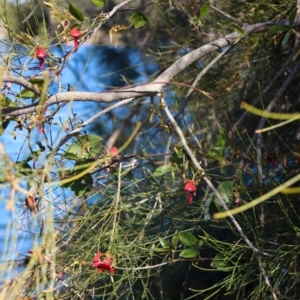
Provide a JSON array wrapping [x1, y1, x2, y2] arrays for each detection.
[[35, 46, 47, 69], [25, 195, 36, 214], [184, 181, 196, 204], [70, 28, 83, 50], [109, 147, 118, 157]]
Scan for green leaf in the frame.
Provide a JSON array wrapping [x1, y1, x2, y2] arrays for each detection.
[[211, 253, 233, 272], [289, 8, 297, 26], [179, 248, 199, 258], [69, 2, 84, 22], [232, 23, 244, 35], [159, 237, 170, 248], [191, 17, 204, 27], [15, 161, 32, 176], [0, 96, 17, 108], [282, 29, 292, 48], [69, 176, 93, 196], [16, 89, 36, 99], [29, 78, 45, 86], [213, 181, 234, 206], [216, 134, 225, 149], [171, 232, 179, 249], [174, 146, 184, 158], [153, 247, 172, 253], [206, 148, 224, 161], [64, 134, 103, 160], [179, 232, 199, 247], [129, 12, 152, 28], [266, 24, 291, 37], [60, 170, 93, 196], [92, 0, 105, 7], [220, 128, 230, 145], [153, 165, 173, 177], [200, 2, 210, 18]]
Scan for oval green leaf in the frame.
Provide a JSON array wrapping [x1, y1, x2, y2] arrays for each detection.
[[1, 96, 18, 107], [266, 24, 290, 37], [16, 89, 36, 99], [213, 181, 234, 206], [129, 12, 148, 28], [179, 232, 199, 247], [92, 0, 105, 7], [232, 23, 245, 35], [282, 29, 291, 48], [159, 237, 171, 248], [69, 2, 84, 22], [153, 165, 172, 177], [200, 2, 210, 18], [29, 78, 45, 86], [179, 248, 199, 258], [65, 134, 104, 160], [289, 8, 297, 26], [171, 233, 178, 249], [211, 253, 233, 272], [63, 175, 93, 196], [153, 247, 172, 253]]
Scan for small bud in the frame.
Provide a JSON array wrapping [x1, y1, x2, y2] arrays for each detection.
[[70, 28, 83, 50], [109, 147, 119, 157], [184, 181, 197, 204], [35, 46, 47, 69], [25, 196, 36, 214]]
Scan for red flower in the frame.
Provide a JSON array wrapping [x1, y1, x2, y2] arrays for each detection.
[[266, 154, 276, 167], [25, 196, 36, 214], [105, 147, 119, 172], [184, 181, 196, 204], [70, 28, 82, 50], [109, 147, 118, 157], [92, 252, 114, 274], [35, 46, 47, 69]]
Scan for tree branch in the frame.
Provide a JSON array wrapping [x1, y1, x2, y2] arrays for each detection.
[[2, 75, 41, 96], [3, 18, 297, 118]]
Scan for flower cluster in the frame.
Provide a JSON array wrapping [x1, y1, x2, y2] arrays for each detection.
[[92, 252, 114, 274], [35, 27, 83, 69]]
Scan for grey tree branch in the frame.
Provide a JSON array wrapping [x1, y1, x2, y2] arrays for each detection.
[[3, 18, 297, 118], [1, 75, 41, 96]]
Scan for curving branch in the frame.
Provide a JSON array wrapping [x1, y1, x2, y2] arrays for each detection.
[[2, 18, 298, 118], [2, 75, 41, 96]]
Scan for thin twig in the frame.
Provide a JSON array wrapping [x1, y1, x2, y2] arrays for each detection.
[[175, 46, 233, 119], [210, 4, 244, 26], [110, 161, 122, 245]]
